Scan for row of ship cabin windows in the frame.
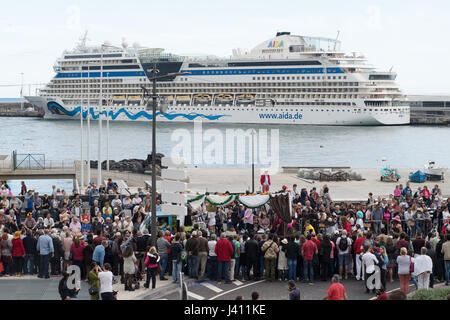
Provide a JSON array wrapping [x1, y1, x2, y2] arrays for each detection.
[[178, 75, 348, 81], [164, 107, 403, 113]]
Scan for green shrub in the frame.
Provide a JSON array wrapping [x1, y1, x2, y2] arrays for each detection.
[[411, 287, 450, 300]]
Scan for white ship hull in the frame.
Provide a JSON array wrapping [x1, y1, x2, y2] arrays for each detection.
[[26, 97, 409, 126]]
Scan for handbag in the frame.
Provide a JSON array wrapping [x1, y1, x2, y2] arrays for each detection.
[[157, 263, 162, 274], [409, 256, 414, 273], [88, 285, 99, 296]]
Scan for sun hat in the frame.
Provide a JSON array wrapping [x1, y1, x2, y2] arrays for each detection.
[[393, 215, 401, 222], [281, 238, 288, 244]]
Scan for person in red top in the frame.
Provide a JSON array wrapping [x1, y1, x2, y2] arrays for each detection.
[[12, 231, 26, 276], [260, 171, 271, 193], [375, 288, 389, 300], [164, 230, 172, 255], [214, 233, 234, 284], [302, 234, 318, 284], [311, 234, 320, 247], [70, 235, 86, 279], [341, 216, 352, 236], [323, 275, 348, 300], [353, 231, 367, 281]]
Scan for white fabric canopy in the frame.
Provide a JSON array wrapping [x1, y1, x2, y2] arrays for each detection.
[[238, 194, 270, 208]]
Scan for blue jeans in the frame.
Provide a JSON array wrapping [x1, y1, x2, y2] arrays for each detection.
[[172, 260, 183, 282], [160, 255, 168, 279], [373, 222, 381, 235], [39, 254, 51, 277], [188, 255, 198, 278], [445, 260, 450, 285], [259, 256, 264, 278], [287, 258, 297, 281], [234, 257, 240, 278], [329, 259, 335, 276], [23, 254, 35, 275], [207, 256, 218, 281], [217, 260, 230, 282], [303, 259, 314, 282]]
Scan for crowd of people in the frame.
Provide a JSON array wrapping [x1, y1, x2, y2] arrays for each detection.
[[0, 179, 449, 300]]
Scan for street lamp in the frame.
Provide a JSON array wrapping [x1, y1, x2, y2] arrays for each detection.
[[87, 65, 91, 186], [250, 129, 256, 193], [97, 46, 104, 187], [142, 62, 187, 246], [106, 72, 110, 172], [80, 72, 85, 192]]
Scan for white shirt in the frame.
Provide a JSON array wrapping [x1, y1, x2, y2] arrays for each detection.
[[207, 212, 216, 226], [443, 210, 450, 220], [262, 175, 269, 186], [362, 252, 379, 274], [290, 188, 299, 200], [132, 197, 142, 205], [414, 254, 433, 275], [208, 240, 217, 256], [98, 271, 113, 293], [336, 236, 352, 255]]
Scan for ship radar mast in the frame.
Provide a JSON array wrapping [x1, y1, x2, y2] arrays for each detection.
[[77, 30, 90, 48]]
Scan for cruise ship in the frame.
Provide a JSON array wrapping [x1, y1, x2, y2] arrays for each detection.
[[26, 32, 410, 125]]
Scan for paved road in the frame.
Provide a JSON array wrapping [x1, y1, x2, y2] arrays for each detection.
[[0, 276, 421, 300], [0, 277, 91, 300], [146, 278, 411, 301]]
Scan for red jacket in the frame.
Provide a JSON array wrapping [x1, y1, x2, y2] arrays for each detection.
[[344, 222, 352, 235], [353, 237, 366, 255], [71, 241, 85, 261], [214, 238, 233, 262], [311, 237, 320, 247], [12, 238, 26, 257], [260, 174, 271, 186]]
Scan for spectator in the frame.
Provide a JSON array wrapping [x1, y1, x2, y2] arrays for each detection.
[[156, 231, 170, 281], [261, 234, 279, 282], [122, 245, 137, 291], [98, 263, 114, 300], [144, 246, 160, 289], [11, 231, 25, 276], [37, 229, 54, 279], [322, 274, 348, 300], [414, 247, 433, 289], [93, 240, 108, 267], [302, 233, 318, 284], [215, 232, 233, 284], [336, 230, 352, 280], [288, 280, 300, 300], [197, 230, 209, 280], [397, 247, 412, 294]]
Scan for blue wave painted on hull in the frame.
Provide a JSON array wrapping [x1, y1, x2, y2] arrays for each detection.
[[47, 102, 229, 121]]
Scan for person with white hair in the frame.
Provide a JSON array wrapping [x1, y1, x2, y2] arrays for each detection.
[[336, 230, 352, 280], [322, 274, 348, 300], [185, 231, 200, 279], [361, 244, 379, 294], [414, 247, 433, 289]]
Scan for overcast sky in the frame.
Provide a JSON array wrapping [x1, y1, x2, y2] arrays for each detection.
[[1, 0, 449, 97]]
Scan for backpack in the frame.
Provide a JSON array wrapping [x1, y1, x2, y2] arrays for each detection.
[[338, 237, 348, 251]]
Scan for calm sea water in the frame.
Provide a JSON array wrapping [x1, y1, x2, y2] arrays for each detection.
[[2, 117, 450, 168]]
